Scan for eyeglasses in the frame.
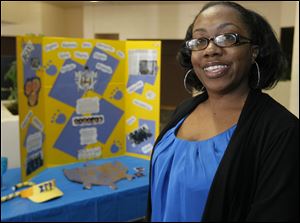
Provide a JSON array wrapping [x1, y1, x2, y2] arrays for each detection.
[[186, 33, 252, 51]]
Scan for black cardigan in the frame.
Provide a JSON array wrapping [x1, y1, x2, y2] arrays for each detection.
[[147, 89, 299, 221]]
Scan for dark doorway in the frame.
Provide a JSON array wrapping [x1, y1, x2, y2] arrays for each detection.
[[1, 36, 17, 100], [160, 40, 190, 109], [95, 33, 119, 40], [280, 27, 294, 80]]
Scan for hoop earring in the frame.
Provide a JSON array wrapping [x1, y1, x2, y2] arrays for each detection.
[[183, 69, 193, 94], [254, 61, 261, 89]]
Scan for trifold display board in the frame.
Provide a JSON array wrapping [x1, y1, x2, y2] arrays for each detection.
[[17, 36, 160, 181]]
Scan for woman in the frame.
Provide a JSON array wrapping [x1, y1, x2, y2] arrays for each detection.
[[147, 1, 299, 222]]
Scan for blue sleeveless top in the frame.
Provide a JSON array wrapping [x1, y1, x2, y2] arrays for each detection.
[[151, 118, 237, 222]]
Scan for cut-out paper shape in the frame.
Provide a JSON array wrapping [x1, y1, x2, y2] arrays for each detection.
[[63, 161, 133, 190], [21, 111, 33, 129], [76, 97, 100, 115], [72, 115, 104, 127], [93, 51, 108, 61], [95, 62, 113, 74], [141, 143, 153, 154], [77, 147, 102, 160], [58, 52, 71, 60], [126, 75, 156, 94], [61, 63, 77, 74], [74, 51, 89, 60], [96, 42, 115, 53], [40, 60, 57, 76], [82, 42, 93, 49], [146, 90, 156, 100], [110, 88, 123, 100], [79, 127, 98, 145], [51, 110, 66, 124], [61, 41, 77, 49], [32, 116, 44, 132], [126, 116, 136, 126], [116, 50, 125, 59], [132, 99, 153, 111], [110, 140, 122, 154], [46, 65, 57, 76], [127, 80, 144, 94], [45, 42, 59, 52]]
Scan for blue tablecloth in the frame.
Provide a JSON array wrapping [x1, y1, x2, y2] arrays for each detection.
[[1, 156, 149, 222]]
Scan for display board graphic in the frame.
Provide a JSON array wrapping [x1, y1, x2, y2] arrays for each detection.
[[17, 37, 160, 181]]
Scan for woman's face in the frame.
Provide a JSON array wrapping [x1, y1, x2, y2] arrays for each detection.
[[192, 5, 257, 94]]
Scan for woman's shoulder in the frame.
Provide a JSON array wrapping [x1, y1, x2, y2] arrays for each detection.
[[262, 92, 298, 124], [238, 90, 298, 138], [251, 92, 299, 135]]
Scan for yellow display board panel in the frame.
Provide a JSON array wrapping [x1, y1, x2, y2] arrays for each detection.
[[124, 41, 161, 160], [17, 36, 160, 181]]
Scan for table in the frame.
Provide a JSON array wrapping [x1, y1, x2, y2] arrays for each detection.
[[1, 156, 149, 222]]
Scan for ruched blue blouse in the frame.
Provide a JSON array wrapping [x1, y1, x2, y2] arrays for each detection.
[[151, 118, 237, 222]]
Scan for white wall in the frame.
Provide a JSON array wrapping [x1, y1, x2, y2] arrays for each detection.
[[1, 1, 83, 38], [64, 7, 83, 38], [40, 2, 66, 37], [289, 2, 299, 117], [1, 1, 43, 36], [83, 1, 283, 40]]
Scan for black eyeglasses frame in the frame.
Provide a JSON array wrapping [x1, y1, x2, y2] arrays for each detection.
[[186, 33, 252, 51]]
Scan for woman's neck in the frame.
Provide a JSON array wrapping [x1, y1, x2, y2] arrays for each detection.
[[204, 86, 250, 114]]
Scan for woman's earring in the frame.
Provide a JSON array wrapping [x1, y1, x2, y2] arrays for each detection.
[[183, 69, 194, 94], [254, 61, 261, 89]]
